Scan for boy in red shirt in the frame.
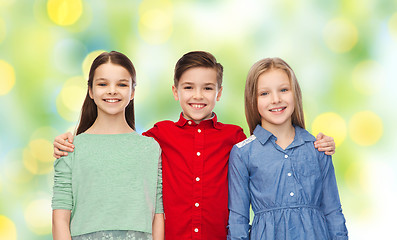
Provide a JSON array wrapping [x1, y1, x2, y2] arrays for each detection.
[[53, 51, 335, 240]]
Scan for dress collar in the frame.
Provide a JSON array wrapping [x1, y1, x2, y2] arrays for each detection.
[[253, 124, 315, 148]]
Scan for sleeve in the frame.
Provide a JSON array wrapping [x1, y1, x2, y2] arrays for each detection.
[[227, 145, 251, 240], [155, 149, 163, 214], [319, 153, 348, 239], [143, 124, 159, 141], [52, 154, 73, 210], [235, 127, 247, 144]]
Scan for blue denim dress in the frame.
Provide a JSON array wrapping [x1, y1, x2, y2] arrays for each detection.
[[227, 125, 348, 240]]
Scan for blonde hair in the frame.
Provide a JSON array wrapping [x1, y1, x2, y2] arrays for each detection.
[[244, 57, 305, 135]]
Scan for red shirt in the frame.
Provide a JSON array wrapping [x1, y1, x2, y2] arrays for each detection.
[[143, 113, 246, 240]]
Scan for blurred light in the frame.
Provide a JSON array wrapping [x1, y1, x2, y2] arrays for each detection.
[[311, 112, 346, 147], [24, 198, 52, 235], [138, 0, 173, 44], [0, 60, 15, 95], [0, 18, 5, 43], [349, 111, 383, 146], [389, 12, 397, 42], [22, 138, 54, 175], [53, 38, 87, 75], [2, 149, 34, 184], [82, 50, 106, 80], [345, 160, 369, 195], [56, 76, 87, 122], [23, 145, 53, 175], [323, 18, 358, 53], [30, 126, 60, 141], [47, 0, 83, 26], [352, 60, 385, 96], [29, 139, 54, 163], [344, 160, 373, 220], [0, 215, 17, 240]]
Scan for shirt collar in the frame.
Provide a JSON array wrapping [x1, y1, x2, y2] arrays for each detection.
[[175, 112, 222, 129], [253, 124, 315, 147]]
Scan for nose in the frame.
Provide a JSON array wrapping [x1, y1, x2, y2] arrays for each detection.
[[271, 92, 281, 104], [107, 84, 117, 95], [193, 88, 203, 99]]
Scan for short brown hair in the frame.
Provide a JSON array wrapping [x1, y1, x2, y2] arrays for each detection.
[[244, 57, 305, 135], [174, 51, 223, 88]]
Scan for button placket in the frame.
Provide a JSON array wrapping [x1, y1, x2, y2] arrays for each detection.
[[193, 125, 204, 239]]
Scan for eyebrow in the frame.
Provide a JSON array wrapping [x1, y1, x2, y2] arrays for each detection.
[[181, 82, 216, 86], [94, 78, 130, 82]]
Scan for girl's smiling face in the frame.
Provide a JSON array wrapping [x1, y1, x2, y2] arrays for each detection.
[[257, 69, 295, 130], [89, 62, 134, 118]]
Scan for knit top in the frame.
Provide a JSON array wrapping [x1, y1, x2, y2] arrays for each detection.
[[52, 132, 163, 237]]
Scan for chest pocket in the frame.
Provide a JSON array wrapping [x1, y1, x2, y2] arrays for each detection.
[[294, 154, 320, 177]]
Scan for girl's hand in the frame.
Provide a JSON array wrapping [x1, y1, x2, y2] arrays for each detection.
[[314, 132, 335, 155], [53, 132, 75, 159]]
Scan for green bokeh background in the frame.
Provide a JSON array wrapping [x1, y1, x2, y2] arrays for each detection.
[[1, 0, 396, 239]]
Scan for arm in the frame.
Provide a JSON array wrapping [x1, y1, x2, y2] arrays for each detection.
[[52, 209, 72, 240], [314, 132, 335, 156], [152, 213, 165, 240], [53, 132, 75, 159], [227, 146, 250, 240], [152, 150, 164, 240], [319, 154, 348, 239], [52, 155, 73, 239]]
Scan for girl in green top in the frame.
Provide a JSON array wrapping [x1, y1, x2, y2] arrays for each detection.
[[52, 51, 164, 240]]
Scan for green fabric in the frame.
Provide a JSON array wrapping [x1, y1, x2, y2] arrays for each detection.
[[52, 132, 163, 237]]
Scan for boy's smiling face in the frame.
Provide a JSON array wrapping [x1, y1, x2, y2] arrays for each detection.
[[172, 67, 223, 124]]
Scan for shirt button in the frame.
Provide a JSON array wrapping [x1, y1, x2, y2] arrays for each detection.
[[198, 129, 201, 133], [290, 192, 294, 197], [188, 121, 192, 125], [196, 177, 200, 182], [197, 152, 201, 156], [284, 155, 288, 159], [194, 228, 199, 232], [195, 203, 199, 207], [287, 172, 292, 177]]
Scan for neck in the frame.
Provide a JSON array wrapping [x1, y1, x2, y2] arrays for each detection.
[[86, 112, 134, 134], [261, 122, 295, 150]]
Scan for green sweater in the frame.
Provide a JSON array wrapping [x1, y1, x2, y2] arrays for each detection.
[[52, 132, 163, 236]]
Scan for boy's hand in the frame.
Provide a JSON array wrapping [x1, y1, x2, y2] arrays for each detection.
[[53, 132, 75, 159], [314, 132, 335, 156]]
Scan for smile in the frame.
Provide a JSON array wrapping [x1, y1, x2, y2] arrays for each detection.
[[104, 99, 121, 103], [190, 103, 206, 109], [269, 107, 286, 112]]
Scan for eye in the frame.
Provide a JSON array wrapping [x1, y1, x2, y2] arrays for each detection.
[[119, 83, 128, 87], [259, 92, 268, 96], [97, 83, 106, 86], [183, 86, 193, 90], [204, 87, 214, 90], [281, 88, 289, 92]]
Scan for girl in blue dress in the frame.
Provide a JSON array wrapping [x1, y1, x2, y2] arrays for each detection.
[[227, 58, 348, 239]]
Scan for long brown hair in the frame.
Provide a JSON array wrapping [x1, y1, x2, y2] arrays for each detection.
[[244, 57, 305, 135], [75, 51, 137, 135]]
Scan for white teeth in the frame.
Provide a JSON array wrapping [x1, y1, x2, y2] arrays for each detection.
[[105, 99, 119, 103], [191, 104, 205, 108], [270, 108, 284, 112]]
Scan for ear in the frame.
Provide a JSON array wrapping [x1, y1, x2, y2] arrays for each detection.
[[216, 86, 223, 101], [130, 90, 135, 100], [172, 85, 179, 101], [88, 87, 93, 99]]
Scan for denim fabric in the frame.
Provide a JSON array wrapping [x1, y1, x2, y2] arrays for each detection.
[[227, 125, 348, 240]]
